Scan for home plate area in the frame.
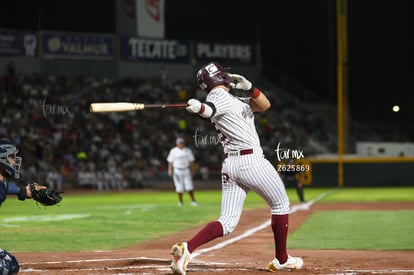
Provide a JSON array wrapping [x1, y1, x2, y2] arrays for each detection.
[[15, 201, 414, 275]]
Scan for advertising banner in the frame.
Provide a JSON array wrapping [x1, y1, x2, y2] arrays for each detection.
[[136, 0, 165, 38], [195, 42, 256, 64], [120, 35, 189, 63], [41, 31, 115, 60], [0, 29, 37, 56]]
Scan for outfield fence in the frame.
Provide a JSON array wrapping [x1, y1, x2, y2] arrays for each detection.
[[304, 157, 414, 187]]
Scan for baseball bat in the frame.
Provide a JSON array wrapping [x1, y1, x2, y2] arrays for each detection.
[[89, 102, 188, 113]]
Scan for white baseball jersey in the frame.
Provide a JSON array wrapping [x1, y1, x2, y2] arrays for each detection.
[[205, 87, 290, 236], [167, 147, 195, 169], [206, 87, 261, 153], [167, 146, 195, 193]]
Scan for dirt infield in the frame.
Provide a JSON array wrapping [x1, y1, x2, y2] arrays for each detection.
[[15, 202, 414, 275]]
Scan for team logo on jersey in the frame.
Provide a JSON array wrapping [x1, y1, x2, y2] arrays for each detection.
[[241, 105, 253, 119]]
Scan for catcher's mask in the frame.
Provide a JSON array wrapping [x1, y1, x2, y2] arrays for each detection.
[[0, 248, 19, 275], [196, 62, 232, 92], [0, 138, 22, 179]]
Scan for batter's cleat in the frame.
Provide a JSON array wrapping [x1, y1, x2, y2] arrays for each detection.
[[178, 202, 183, 207], [190, 201, 198, 206], [170, 242, 191, 275], [268, 255, 304, 271]]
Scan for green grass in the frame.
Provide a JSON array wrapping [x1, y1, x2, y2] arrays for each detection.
[[0, 190, 267, 252], [286, 187, 332, 203], [319, 187, 414, 202], [288, 210, 414, 250], [0, 187, 413, 252], [286, 186, 414, 250]]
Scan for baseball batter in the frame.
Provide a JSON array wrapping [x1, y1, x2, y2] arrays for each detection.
[[167, 137, 198, 206], [170, 62, 303, 274]]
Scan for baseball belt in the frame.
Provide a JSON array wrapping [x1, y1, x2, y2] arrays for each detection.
[[224, 148, 253, 159]]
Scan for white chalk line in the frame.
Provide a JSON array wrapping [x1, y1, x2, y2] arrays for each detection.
[[22, 256, 168, 265], [25, 189, 414, 274], [20, 190, 335, 274], [191, 188, 336, 258], [1, 205, 159, 228], [327, 269, 414, 275]]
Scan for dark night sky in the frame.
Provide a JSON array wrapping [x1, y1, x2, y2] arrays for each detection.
[[0, 0, 412, 139]]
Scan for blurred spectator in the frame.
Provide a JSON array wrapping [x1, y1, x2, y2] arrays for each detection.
[[45, 166, 63, 192], [159, 66, 169, 88], [0, 72, 337, 191], [96, 170, 110, 191], [3, 61, 17, 92], [77, 163, 100, 191], [110, 168, 126, 190], [60, 159, 77, 183], [278, 159, 306, 203]]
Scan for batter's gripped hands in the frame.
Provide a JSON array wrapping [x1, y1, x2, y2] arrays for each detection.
[[186, 98, 202, 113], [228, 73, 252, 90]]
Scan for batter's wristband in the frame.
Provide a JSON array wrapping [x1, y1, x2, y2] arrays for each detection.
[[198, 104, 205, 114], [250, 87, 261, 99]]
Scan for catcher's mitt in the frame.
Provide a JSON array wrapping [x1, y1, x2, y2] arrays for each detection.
[[29, 183, 62, 206]]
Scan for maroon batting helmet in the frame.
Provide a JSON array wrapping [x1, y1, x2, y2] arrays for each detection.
[[196, 62, 231, 92]]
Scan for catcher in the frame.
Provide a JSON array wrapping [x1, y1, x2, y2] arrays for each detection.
[[0, 138, 62, 274], [0, 138, 62, 207]]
